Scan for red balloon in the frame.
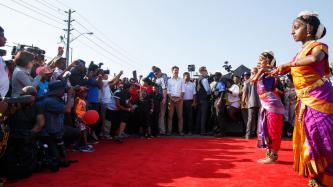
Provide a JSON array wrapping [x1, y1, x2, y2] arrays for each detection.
[[83, 110, 99, 125]]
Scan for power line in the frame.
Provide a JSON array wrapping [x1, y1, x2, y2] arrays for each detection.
[[49, 0, 144, 71], [12, 0, 62, 23], [75, 20, 144, 66], [0, 2, 63, 30], [75, 37, 133, 70], [51, 0, 144, 66], [74, 20, 139, 64], [76, 12, 145, 63], [52, 0, 71, 9], [33, 0, 65, 15], [21, 0, 65, 20], [12, 0, 61, 23], [78, 31, 139, 69], [48, 0, 134, 67]]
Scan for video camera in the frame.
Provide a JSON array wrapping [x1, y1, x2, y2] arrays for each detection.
[[97, 62, 110, 75], [88, 61, 110, 75], [11, 44, 46, 60]]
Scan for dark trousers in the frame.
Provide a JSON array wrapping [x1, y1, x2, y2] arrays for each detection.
[[40, 134, 65, 160], [106, 109, 120, 136], [196, 99, 208, 134], [241, 108, 248, 127], [183, 100, 194, 133], [246, 107, 259, 137], [151, 109, 160, 136]]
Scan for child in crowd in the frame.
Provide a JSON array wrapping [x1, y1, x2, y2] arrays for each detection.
[[151, 85, 162, 136], [73, 86, 94, 152], [138, 89, 153, 139]]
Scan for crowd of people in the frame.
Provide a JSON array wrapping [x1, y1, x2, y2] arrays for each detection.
[[0, 10, 333, 187]]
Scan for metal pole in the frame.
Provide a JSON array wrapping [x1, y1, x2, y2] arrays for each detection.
[[65, 9, 72, 67]]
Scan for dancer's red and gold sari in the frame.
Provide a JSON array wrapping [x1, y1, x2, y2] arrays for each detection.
[[292, 41, 333, 186]]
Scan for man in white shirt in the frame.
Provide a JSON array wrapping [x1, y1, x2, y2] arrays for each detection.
[[183, 72, 196, 134], [100, 71, 123, 138], [0, 26, 9, 97], [226, 79, 240, 121], [196, 66, 211, 134], [167, 66, 185, 135]]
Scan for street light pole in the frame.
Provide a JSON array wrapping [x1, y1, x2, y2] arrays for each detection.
[[71, 32, 93, 43], [65, 9, 74, 67], [59, 32, 93, 64]]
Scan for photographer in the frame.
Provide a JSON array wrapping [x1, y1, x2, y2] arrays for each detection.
[[38, 80, 74, 162], [11, 51, 43, 97], [1, 86, 44, 179], [86, 63, 103, 140], [69, 60, 86, 86], [0, 26, 10, 97], [210, 72, 226, 136]]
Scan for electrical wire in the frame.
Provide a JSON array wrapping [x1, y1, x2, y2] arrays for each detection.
[[78, 31, 139, 69], [75, 20, 143, 66], [21, 0, 65, 21], [44, 0, 145, 71], [11, 0, 64, 25], [33, 0, 65, 15], [0, 2, 63, 30], [75, 37, 133, 70], [51, 0, 145, 67], [76, 12, 145, 64]]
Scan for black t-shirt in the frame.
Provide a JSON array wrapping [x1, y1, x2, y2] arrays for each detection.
[[114, 89, 131, 108], [138, 95, 152, 112], [152, 93, 162, 110], [9, 104, 43, 138], [69, 68, 86, 86]]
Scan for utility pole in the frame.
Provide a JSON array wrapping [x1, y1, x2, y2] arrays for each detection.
[[64, 9, 75, 67]]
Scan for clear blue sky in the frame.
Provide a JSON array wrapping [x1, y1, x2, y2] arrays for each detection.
[[1, 0, 332, 77]]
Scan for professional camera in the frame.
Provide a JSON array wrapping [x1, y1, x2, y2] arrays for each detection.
[[97, 68, 110, 75], [11, 44, 46, 60], [88, 61, 110, 75], [188, 64, 195, 72], [0, 95, 34, 104], [223, 61, 232, 73], [97, 62, 110, 75]]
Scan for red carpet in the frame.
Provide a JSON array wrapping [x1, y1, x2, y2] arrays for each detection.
[[6, 137, 307, 187]]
